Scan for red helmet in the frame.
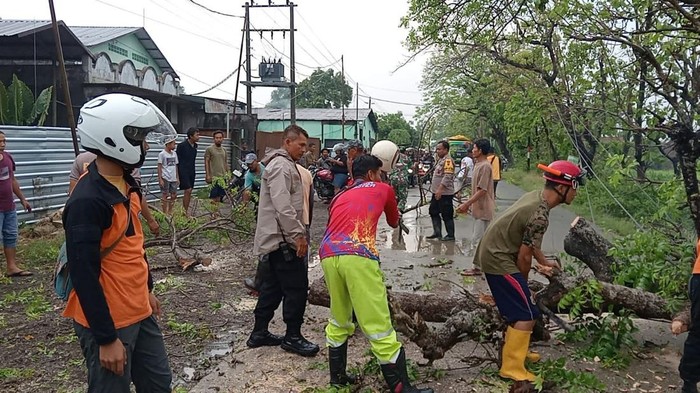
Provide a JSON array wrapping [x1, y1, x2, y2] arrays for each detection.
[[539, 160, 585, 188]]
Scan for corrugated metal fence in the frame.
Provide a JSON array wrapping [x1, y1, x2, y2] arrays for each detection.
[[1, 126, 235, 224]]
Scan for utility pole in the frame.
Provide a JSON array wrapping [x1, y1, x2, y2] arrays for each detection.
[[244, 3, 251, 115], [48, 0, 79, 156], [355, 82, 359, 139], [289, 2, 296, 123], [241, 1, 297, 123], [341, 55, 345, 140]]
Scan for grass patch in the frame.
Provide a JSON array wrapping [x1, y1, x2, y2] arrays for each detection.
[[0, 367, 35, 380], [1, 286, 52, 319], [503, 169, 637, 236], [16, 235, 64, 269]]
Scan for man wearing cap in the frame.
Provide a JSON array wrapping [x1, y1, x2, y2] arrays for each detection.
[[242, 153, 264, 204], [468, 160, 583, 392], [157, 136, 179, 215], [329, 144, 348, 194]]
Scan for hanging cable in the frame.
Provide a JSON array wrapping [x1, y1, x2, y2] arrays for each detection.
[[186, 0, 244, 18], [189, 66, 243, 96], [547, 93, 644, 229]]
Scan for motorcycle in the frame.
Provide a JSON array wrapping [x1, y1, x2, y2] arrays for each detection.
[[309, 164, 335, 202], [418, 160, 433, 184]]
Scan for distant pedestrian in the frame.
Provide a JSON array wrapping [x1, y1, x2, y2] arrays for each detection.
[[300, 142, 315, 168], [458, 138, 496, 275], [176, 127, 199, 216], [242, 153, 264, 204], [487, 151, 502, 199], [316, 148, 332, 169], [329, 144, 348, 194], [205, 131, 228, 215], [246, 125, 319, 358], [63, 93, 173, 391], [157, 136, 179, 215], [427, 140, 456, 241], [0, 131, 32, 278]]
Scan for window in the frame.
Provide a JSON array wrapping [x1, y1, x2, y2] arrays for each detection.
[[107, 42, 128, 57], [131, 52, 149, 65]]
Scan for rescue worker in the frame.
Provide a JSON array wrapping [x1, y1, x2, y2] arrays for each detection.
[[63, 93, 174, 391], [319, 151, 433, 393], [345, 139, 364, 182], [473, 160, 584, 392], [388, 149, 411, 211], [427, 141, 456, 241]]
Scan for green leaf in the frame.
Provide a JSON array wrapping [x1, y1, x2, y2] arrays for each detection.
[[0, 80, 7, 125], [29, 86, 53, 126], [6, 75, 35, 125]]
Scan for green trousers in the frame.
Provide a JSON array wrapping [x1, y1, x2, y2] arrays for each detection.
[[321, 255, 402, 363]]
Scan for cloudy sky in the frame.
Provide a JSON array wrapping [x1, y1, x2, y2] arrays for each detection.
[[2, 0, 425, 119]]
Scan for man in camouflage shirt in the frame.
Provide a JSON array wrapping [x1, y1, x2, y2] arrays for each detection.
[[427, 141, 456, 241], [389, 152, 411, 211], [472, 160, 584, 392]]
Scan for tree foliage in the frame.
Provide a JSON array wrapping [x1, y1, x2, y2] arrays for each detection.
[[377, 112, 417, 145], [267, 69, 352, 109], [403, 0, 700, 237]]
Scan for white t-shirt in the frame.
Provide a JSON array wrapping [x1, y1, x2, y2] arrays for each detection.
[[458, 156, 474, 179], [158, 149, 179, 182]]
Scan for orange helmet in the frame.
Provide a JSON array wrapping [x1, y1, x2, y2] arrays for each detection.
[[538, 160, 585, 188]]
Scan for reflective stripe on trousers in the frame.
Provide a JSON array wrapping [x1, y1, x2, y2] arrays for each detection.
[[321, 255, 402, 363]]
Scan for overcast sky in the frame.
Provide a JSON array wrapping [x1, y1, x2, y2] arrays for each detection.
[[2, 0, 425, 119]]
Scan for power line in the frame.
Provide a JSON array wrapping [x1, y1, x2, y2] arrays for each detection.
[[92, 0, 239, 49], [186, 0, 244, 18], [358, 94, 421, 106], [189, 66, 242, 96]]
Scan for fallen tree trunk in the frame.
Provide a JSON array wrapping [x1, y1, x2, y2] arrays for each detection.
[[308, 276, 463, 323], [563, 217, 614, 282]]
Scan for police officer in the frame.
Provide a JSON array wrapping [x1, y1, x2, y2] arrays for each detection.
[[427, 140, 456, 241]]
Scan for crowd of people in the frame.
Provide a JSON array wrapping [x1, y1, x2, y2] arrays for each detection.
[[2, 92, 698, 393]]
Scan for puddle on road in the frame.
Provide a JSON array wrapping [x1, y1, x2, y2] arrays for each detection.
[[205, 332, 235, 358]]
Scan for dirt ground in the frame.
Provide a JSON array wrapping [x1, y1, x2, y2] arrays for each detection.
[[0, 189, 691, 393]]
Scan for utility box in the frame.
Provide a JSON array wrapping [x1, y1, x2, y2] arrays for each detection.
[[259, 62, 285, 82]]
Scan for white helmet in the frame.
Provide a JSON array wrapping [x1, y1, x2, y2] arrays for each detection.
[[371, 140, 400, 174], [78, 93, 176, 169]]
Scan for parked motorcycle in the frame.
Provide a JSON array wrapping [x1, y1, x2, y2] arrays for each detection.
[[309, 164, 335, 202]]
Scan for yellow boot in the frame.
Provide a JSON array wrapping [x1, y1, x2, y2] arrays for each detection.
[[499, 326, 536, 382], [526, 351, 541, 363]]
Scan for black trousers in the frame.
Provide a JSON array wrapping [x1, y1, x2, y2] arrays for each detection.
[[680, 274, 700, 383], [253, 247, 309, 334], [428, 194, 454, 222]]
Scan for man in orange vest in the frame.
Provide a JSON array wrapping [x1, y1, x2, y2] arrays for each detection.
[[676, 247, 700, 393], [63, 93, 174, 392]]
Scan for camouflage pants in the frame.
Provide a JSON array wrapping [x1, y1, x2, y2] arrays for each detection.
[[393, 183, 408, 212]]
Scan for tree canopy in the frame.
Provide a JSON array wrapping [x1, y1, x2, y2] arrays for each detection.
[[403, 0, 700, 237], [266, 68, 352, 109], [377, 112, 417, 146]]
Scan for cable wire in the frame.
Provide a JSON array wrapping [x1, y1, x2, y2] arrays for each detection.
[[187, 0, 244, 18]]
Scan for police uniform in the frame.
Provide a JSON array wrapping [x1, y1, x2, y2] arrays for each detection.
[[428, 153, 455, 240]]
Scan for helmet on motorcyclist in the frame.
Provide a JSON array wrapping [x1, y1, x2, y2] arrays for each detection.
[[78, 93, 176, 170], [371, 140, 400, 174]]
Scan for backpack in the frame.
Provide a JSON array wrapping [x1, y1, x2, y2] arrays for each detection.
[[54, 202, 132, 301]]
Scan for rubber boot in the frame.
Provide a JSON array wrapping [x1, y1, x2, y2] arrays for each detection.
[[499, 327, 536, 382], [329, 342, 357, 386], [441, 217, 455, 241], [525, 351, 541, 363], [380, 348, 434, 393], [682, 381, 699, 393], [426, 216, 442, 239]]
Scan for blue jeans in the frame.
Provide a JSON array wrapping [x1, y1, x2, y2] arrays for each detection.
[[0, 210, 18, 248]]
